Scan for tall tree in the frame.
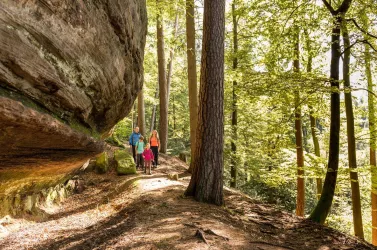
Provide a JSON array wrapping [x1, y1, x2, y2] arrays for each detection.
[[230, 1, 238, 188], [342, 21, 364, 239], [186, 0, 198, 172], [185, 0, 226, 205], [157, 0, 169, 153], [294, 25, 305, 217], [309, 0, 352, 224], [305, 29, 323, 200], [150, 85, 159, 133], [137, 90, 146, 136], [167, 6, 179, 103], [362, 12, 377, 245]]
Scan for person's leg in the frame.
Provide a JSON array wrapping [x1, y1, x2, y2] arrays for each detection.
[[147, 160, 151, 175], [132, 145, 136, 162], [151, 146, 158, 167]]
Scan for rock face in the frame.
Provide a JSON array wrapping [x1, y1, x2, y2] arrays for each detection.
[[115, 149, 136, 175], [0, 0, 147, 214]]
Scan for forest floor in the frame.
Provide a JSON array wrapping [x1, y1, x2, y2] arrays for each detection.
[[0, 154, 376, 250]]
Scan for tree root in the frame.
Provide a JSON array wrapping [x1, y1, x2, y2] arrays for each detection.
[[195, 229, 208, 244]]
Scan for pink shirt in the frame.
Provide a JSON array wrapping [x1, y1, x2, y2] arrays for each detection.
[[142, 149, 154, 161]]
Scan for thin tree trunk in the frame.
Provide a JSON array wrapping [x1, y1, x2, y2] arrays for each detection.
[[167, 9, 179, 103], [230, 1, 238, 188], [309, 0, 352, 224], [342, 22, 364, 239], [133, 103, 137, 129], [294, 25, 305, 217], [137, 90, 146, 136], [362, 12, 377, 245], [150, 85, 159, 133], [305, 28, 323, 200], [173, 94, 176, 131], [185, 0, 226, 205], [186, 0, 198, 172], [157, 0, 168, 153]]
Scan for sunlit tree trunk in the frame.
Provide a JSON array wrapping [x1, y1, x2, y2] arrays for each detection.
[[186, 0, 198, 172], [305, 29, 323, 200], [137, 90, 146, 136], [156, 0, 168, 153], [309, 0, 352, 224], [185, 0, 225, 205], [342, 22, 364, 239], [230, 1, 238, 188], [150, 85, 159, 133], [167, 9, 179, 103], [293, 25, 305, 217], [362, 12, 377, 245]]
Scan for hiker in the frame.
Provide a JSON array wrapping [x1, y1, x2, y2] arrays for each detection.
[[135, 136, 145, 170], [149, 130, 160, 168], [129, 126, 141, 162], [142, 143, 154, 175]]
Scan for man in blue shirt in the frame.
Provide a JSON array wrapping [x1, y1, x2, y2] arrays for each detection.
[[129, 126, 141, 162]]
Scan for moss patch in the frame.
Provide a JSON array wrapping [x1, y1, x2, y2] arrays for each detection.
[[95, 152, 109, 174], [114, 150, 136, 175]]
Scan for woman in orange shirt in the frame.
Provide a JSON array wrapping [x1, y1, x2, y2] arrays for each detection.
[[149, 130, 160, 168]]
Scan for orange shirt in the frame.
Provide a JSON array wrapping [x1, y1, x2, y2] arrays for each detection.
[[150, 137, 159, 147]]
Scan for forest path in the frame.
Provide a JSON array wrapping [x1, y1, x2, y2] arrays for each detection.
[[0, 155, 375, 250]]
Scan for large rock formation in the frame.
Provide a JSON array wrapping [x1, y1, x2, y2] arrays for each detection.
[[0, 0, 147, 214]]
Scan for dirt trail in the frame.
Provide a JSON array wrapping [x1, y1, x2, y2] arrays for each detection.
[[0, 155, 375, 250]]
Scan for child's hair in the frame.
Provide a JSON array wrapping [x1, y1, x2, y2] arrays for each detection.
[[145, 143, 150, 148], [140, 136, 144, 140]]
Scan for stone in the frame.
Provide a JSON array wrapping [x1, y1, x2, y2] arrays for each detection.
[[0, 0, 147, 216], [96, 152, 109, 174], [114, 150, 136, 175]]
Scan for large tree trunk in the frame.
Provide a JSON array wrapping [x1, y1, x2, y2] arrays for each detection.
[[230, 1, 238, 188], [186, 0, 198, 172], [185, 0, 226, 205], [342, 22, 364, 239], [293, 25, 305, 217], [156, 0, 168, 153], [362, 13, 377, 245], [137, 90, 146, 136], [305, 28, 323, 200], [309, 0, 352, 224], [150, 85, 159, 133]]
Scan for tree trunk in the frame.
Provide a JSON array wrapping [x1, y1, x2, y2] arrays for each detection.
[[363, 13, 377, 245], [157, 0, 168, 153], [150, 85, 159, 133], [137, 90, 146, 136], [185, 0, 226, 205], [309, 0, 352, 223], [305, 28, 323, 200], [173, 94, 176, 131], [167, 9, 179, 103], [186, 0, 198, 172], [293, 25, 305, 217], [230, 1, 238, 188], [342, 22, 364, 239]]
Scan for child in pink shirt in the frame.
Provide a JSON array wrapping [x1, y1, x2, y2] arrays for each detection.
[[142, 143, 154, 175]]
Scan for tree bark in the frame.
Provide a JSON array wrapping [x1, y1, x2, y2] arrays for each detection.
[[305, 28, 323, 200], [167, 9, 179, 103], [342, 22, 364, 239], [157, 0, 168, 153], [186, 0, 198, 172], [309, 0, 352, 224], [150, 85, 159, 133], [185, 0, 226, 205], [137, 90, 146, 136], [294, 25, 305, 217], [362, 12, 377, 245], [230, 1, 238, 188]]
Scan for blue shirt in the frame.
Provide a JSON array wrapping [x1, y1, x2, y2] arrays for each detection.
[[129, 132, 141, 146]]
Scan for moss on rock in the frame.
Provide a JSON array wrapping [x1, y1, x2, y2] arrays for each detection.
[[96, 152, 109, 174], [114, 150, 136, 175]]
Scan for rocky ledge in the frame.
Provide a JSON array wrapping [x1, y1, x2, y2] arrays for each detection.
[[0, 0, 147, 215]]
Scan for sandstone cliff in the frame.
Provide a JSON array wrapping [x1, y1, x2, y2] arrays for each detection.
[[0, 0, 147, 214]]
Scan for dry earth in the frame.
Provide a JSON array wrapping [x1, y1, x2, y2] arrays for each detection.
[[0, 155, 375, 250]]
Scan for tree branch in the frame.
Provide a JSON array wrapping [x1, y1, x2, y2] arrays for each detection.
[[322, 0, 336, 15], [336, 0, 353, 14], [346, 18, 377, 39]]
